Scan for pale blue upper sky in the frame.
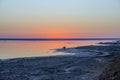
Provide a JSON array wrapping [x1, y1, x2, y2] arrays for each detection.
[[1, 0, 119, 18], [0, 0, 120, 38]]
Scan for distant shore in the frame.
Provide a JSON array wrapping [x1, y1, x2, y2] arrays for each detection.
[[1, 41, 120, 80], [0, 38, 120, 41]]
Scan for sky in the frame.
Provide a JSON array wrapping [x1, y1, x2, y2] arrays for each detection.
[[0, 0, 120, 38]]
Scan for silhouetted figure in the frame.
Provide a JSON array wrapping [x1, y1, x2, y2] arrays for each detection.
[[63, 46, 66, 50]]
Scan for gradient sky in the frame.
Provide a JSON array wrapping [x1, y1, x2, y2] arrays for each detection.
[[0, 0, 120, 38]]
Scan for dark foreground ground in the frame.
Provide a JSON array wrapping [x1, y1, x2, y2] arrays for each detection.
[[0, 44, 120, 80], [99, 55, 120, 80], [0, 56, 107, 80]]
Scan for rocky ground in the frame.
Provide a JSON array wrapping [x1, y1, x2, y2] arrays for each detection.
[[0, 43, 120, 80], [0, 56, 106, 80], [99, 55, 120, 80]]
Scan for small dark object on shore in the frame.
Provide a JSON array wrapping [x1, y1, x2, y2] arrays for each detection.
[[63, 46, 66, 50]]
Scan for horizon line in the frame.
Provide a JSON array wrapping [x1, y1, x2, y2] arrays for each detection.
[[0, 38, 120, 41]]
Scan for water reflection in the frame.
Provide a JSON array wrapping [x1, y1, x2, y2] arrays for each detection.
[[0, 40, 111, 59]]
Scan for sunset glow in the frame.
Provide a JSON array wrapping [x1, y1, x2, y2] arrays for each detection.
[[0, 0, 120, 38]]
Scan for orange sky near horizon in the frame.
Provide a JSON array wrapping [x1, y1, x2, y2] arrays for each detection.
[[0, 0, 120, 38]]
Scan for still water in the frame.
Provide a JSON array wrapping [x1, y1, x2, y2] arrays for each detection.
[[0, 40, 111, 59]]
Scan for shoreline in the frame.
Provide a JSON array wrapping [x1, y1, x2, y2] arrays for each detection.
[[1, 41, 120, 80]]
